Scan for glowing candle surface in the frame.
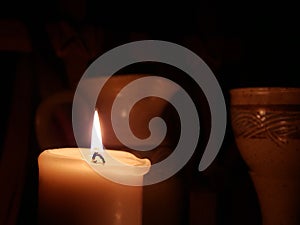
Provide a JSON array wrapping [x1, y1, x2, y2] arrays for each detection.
[[38, 111, 151, 225]]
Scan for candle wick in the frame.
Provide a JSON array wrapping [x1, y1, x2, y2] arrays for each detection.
[[91, 152, 105, 164]]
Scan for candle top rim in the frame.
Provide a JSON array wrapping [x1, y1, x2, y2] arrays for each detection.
[[41, 148, 151, 168], [39, 148, 151, 185]]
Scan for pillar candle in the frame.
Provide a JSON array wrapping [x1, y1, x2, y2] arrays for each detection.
[[38, 148, 150, 225]]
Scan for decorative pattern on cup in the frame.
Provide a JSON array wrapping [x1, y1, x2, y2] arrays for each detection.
[[231, 106, 300, 146]]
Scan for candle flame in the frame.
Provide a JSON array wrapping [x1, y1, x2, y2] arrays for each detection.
[[91, 110, 104, 153]]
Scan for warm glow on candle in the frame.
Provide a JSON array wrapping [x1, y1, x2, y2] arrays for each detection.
[[38, 104, 151, 225], [87, 110, 151, 176]]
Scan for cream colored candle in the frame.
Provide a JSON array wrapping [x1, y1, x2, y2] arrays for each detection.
[[38, 148, 150, 225]]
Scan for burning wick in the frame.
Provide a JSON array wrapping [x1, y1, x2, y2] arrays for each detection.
[[91, 110, 105, 164], [91, 151, 105, 164]]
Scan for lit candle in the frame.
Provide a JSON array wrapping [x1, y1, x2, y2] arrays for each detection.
[[37, 110, 151, 225]]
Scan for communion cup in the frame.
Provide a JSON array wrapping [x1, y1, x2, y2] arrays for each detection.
[[230, 87, 300, 225]]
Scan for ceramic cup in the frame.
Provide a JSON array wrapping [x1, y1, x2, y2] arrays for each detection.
[[230, 87, 300, 225]]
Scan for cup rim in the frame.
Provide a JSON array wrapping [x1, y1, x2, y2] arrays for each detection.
[[230, 87, 300, 95], [229, 87, 300, 105]]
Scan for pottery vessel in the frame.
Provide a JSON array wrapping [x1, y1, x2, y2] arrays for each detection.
[[230, 87, 300, 225]]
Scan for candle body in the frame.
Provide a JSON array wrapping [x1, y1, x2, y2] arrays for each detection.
[[38, 148, 148, 225]]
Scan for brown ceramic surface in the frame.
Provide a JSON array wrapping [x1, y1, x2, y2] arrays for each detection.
[[230, 87, 300, 225]]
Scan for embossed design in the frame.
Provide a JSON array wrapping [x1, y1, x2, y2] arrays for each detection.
[[231, 106, 300, 145]]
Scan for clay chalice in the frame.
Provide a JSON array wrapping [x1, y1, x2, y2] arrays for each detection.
[[230, 87, 300, 225]]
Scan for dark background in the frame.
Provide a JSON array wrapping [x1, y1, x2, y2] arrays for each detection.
[[1, 1, 299, 225]]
